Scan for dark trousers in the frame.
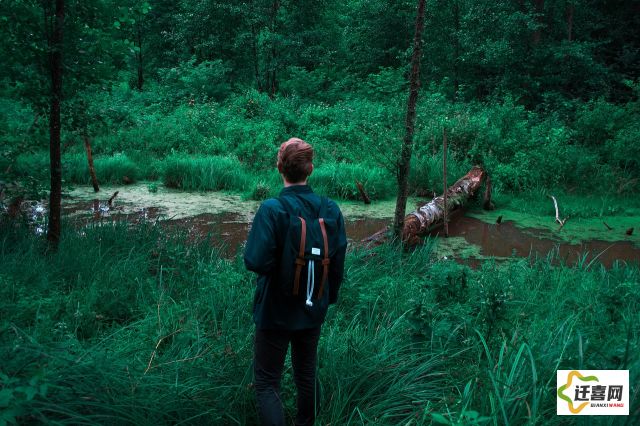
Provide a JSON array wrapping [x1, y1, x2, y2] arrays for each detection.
[[254, 327, 321, 426]]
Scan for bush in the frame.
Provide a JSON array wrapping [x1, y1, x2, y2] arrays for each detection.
[[159, 58, 232, 102]]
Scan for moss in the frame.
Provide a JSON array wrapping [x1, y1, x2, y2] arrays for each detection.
[[468, 208, 640, 247]]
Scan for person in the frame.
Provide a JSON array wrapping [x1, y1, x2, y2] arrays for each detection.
[[244, 137, 347, 425]]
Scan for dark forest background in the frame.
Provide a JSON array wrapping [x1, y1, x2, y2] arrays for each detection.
[[2, 0, 640, 197]]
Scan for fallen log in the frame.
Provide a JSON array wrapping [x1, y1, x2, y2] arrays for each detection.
[[402, 166, 486, 245], [361, 166, 487, 247]]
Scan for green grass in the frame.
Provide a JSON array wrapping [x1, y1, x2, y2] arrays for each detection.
[[310, 162, 396, 201], [409, 153, 474, 196], [64, 152, 148, 185], [161, 155, 251, 191], [1, 218, 638, 424], [468, 190, 640, 246]]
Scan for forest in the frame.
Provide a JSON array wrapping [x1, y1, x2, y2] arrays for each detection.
[[1, 0, 639, 424]]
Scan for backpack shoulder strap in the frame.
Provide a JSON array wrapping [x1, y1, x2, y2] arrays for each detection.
[[277, 194, 306, 297], [316, 196, 330, 299]]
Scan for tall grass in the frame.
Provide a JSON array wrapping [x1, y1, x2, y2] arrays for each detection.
[[64, 152, 148, 185], [162, 155, 251, 191], [1, 218, 638, 424], [409, 153, 473, 196], [310, 162, 396, 201], [6, 152, 160, 187]]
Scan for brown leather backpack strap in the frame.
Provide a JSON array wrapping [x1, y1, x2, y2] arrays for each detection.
[[317, 218, 330, 298], [293, 216, 306, 296]]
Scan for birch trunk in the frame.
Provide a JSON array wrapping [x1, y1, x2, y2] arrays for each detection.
[[402, 166, 486, 245]]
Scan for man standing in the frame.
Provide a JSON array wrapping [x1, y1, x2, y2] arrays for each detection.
[[244, 138, 347, 425]]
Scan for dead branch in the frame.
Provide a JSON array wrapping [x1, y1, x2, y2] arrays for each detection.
[[355, 180, 371, 204], [145, 328, 183, 374], [83, 132, 99, 192], [483, 174, 495, 210], [108, 191, 119, 207], [549, 195, 567, 227]]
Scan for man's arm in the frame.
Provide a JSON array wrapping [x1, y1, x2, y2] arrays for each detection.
[[329, 209, 348, 304], [244, 201, 278, 275]]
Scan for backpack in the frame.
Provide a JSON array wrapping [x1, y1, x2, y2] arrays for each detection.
[[277, 195, 340, 307]]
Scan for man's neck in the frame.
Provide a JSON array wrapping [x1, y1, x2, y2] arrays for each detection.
[[283, 180, 307, 187]]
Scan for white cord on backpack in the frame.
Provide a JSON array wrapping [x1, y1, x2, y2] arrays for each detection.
[[306, 260, 315, 307]]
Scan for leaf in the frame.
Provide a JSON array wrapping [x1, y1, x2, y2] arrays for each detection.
[[113, 21, 121, 29], [462, 410, 479, 419], [0, 389, 14, 408], [430, 413, 451, 425], [15, 386, 37, 401]]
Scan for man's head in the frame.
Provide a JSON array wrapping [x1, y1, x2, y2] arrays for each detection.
[[277, 137, 314, 184]]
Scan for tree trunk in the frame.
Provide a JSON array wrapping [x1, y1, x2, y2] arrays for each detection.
[[453, 0, 460, 99], [267, 0, 280, 97], [83, 132, 99, 192], [566, 3, 574, 42], [136, 23, 144, 90], [442, 127, 448, 237], [532, 0, 545, 45], [402, 166, 486, 245], [47, 0, 64, 246], [392, 0, 426, 240], [483, 174, 494, 210], [249, 0, 262, 92]]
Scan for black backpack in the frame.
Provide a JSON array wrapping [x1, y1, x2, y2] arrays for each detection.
[[277, 195, 340, 306]]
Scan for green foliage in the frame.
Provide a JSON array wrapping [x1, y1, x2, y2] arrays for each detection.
[[162, 155, 250, 191], [310, 162, 395, 201], [1, 218, 639, 424], [246, 173, 280, 201], [159, 58, 232, 102], [0, 97, 44, 160], [63, 152, 143, 185]]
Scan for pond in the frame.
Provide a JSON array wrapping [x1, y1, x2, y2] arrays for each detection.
[[58, 183, 640, 268]]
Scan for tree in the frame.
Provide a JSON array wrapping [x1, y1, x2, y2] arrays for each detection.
[[113, 1, 151, 90], [393, 0, 426, 240], [47, 0, 64, 246]]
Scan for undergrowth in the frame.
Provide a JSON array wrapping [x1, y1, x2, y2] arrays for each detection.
[[1, 219, 638, 424]]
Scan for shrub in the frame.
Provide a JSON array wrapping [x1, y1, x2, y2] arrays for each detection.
[[159, 58, 232, 102]]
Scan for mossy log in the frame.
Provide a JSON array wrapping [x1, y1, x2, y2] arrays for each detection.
[[402, 166, 486, 245]]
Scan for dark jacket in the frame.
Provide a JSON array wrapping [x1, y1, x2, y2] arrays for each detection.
[[244, 185, 347, 330]]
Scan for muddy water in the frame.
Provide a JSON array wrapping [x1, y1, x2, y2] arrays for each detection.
[[60, 184, 640, 268], [430, 215, 640, 268]]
